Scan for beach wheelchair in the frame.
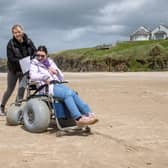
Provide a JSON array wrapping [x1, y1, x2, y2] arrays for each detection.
[[6, 79, 91, 136]]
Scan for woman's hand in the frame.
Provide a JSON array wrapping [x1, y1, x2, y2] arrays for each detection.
[[48, 67, 57, 75], [45, 78, 51, 85]]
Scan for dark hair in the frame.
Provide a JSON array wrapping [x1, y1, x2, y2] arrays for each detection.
[[37, 45, 48, 54]]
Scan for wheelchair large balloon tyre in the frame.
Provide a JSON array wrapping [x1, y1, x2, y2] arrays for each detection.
[[6, 103, 23, 125], [23, 98, 50, 133]]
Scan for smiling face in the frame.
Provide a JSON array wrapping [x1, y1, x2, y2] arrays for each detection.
[[12, 26, 24, 43]]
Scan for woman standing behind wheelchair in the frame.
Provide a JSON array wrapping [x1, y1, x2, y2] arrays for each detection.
[[0, 24, 36, 116], [30, 45, 98, 127]]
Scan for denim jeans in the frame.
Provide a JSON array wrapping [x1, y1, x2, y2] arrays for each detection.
[[53, 84, 91, 119]]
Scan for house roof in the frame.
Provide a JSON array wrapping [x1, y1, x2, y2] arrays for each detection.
[[151, 24, 168, 31], [154, 30, 167, 35], [130, 24, 168, 38], [130, 26, 151, 36], [160, 24, 168, 29], [134, 30, 150, 35]]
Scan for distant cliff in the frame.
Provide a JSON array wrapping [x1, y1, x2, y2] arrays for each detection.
[[1, 40, 168, 72], [51, 40, 168, 72]]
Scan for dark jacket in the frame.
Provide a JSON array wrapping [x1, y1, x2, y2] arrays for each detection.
[[7, 33, 36, 73]]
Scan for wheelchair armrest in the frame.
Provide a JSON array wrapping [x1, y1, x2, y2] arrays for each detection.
[[62, 80, 69, 83], [28, 81, 39, 90], [50, 80, 69, 84]]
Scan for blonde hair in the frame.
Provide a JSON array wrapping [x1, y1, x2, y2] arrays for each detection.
[[11, 24, 24, 33]]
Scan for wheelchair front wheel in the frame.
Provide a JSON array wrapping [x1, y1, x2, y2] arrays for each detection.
[[23, 98, 50, 133]]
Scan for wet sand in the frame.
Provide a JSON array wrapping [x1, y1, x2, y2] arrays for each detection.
[[0, 72, 168, 168]]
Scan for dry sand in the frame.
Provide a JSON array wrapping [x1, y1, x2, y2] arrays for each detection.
[[0, 72, 168, 168]]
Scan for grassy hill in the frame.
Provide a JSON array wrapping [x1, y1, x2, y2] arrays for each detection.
[[50, 39, 168, 72], [0, 58, 7, 72], [1, 39, 168, 72]]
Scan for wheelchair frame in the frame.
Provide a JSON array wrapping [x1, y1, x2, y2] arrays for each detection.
[[25, 79, 91, 136]]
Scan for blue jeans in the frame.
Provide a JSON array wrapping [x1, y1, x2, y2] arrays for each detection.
[[53, 84, 91, 119]]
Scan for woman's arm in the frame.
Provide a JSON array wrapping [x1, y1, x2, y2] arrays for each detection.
[[7, 41, 20, 63], [49, 58, 64, 81], [30, 61, 50, 82]]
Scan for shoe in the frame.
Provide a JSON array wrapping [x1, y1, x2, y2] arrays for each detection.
[[76, 116, 98, 127], [0, 112, 6, 116], [0, 105, 6, 116], [87, 112, 96, 118]]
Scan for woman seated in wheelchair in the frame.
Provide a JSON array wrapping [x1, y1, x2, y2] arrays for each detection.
[[29, 45, 98, 127]]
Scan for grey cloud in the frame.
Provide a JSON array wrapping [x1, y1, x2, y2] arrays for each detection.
[[0, 0, 168, 57], [0, 1, 16, 13], [15, 0, 122, 29]]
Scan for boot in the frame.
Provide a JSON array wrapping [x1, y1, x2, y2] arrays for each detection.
[[0, 105, 6, 116]]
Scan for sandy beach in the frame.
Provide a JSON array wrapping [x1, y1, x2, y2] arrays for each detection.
[[0, 72, 168, 168]]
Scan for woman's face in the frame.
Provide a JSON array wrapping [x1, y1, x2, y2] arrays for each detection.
[[12, 26, 24, 42], [36, 51, 47, 62]]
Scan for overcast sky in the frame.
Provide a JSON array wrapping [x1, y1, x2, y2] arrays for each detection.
[[0, 0, 168, 58]]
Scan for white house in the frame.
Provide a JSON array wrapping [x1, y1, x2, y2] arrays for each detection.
[[130, 26, 151, 41], [130, 24, 168, 41], [151, 24, 168, 40]]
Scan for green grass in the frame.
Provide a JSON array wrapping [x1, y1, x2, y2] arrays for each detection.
[[1, 39, 168, 72], [50, 39, 168, 71], [52, 39, 168, 59]]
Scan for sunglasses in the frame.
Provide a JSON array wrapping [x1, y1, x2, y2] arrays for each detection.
[[36, 54, 46, 58]]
